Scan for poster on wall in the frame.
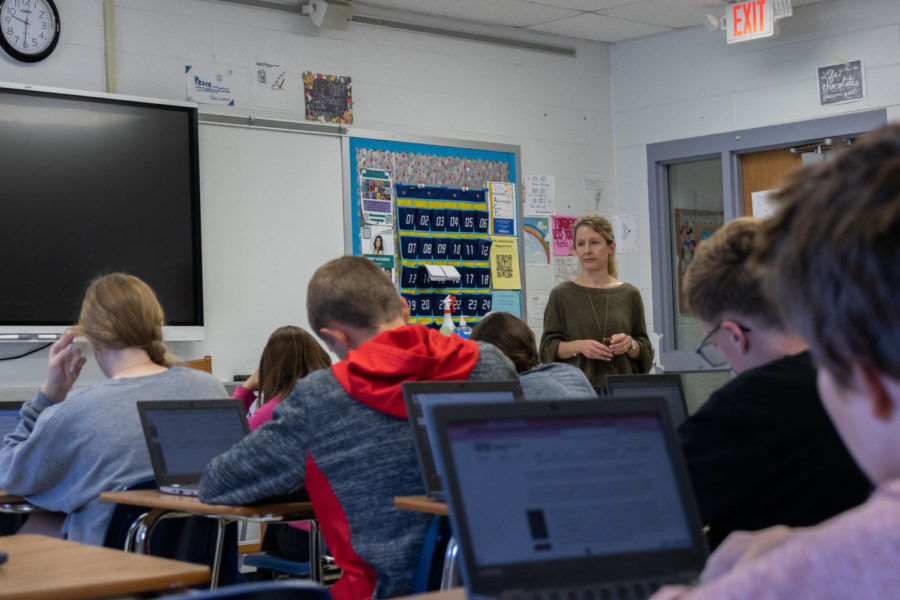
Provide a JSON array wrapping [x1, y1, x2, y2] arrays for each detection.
[[524, 175, 556, 216], [359, 169, 394, 225], [527, 292, 549, 322], [523, 217, 551, 266], [612, 213, 638, 253], [817, 60, 864, 106], [553, 255, 580, 287], [551, 215, 578, 256], [185, 65, 235, 105], [251, 60, 286, 110], [489, 237, 522, 289], [489, 182, 517, 236], [361, 225, 395, 281], [492, 291, 522, 318], [304, 72, 353, 124]]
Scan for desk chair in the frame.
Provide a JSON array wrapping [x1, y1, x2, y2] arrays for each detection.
[[182, 355, 213, 373], [242, 521, 340, 584], [162, 579, 331, 600], [103, 478, 240, 587]]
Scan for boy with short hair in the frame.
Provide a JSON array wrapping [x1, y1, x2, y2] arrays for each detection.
[[653, 123, 900, 598], [678, 217, 869, 548], [199, 256, 517, 600]]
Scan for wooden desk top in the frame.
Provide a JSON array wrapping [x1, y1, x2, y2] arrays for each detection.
[[394, 587, 465, 600], [0, 534, 210, 600], [394, 495, 449, 516], [100, 489, 315, 520], [0, 490, 25, 504]]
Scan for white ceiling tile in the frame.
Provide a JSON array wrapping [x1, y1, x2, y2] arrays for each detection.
[[599, 0, 719, 29], [527, 12, 671, 43], [354, 0, 580, 28], [530, 0, 641, 11]]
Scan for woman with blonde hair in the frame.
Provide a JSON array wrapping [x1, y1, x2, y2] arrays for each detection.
[[0, 272, 226, 545], [539, 216, 652, 389]]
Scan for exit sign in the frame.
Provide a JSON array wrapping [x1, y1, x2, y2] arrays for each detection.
[[727, 0, 774, 44]]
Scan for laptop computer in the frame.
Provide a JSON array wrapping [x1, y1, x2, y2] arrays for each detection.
[[0, 401, 23, 440], [401, 380, 523, 501], [137, 399, 250, 496], [605, 373, 690, 428], [430, 398, 708, 600]]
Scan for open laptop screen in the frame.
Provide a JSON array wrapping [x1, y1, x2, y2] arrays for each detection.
[[432, 399, 708, 594], [605, 374, 689, 427], [138, 400, 249, 482], [402, 381, 522, 497], [0, 402, 22, 439], [449, 413, 693, 566]]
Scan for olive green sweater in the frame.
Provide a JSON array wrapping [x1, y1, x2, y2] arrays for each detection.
[[539, 280, 653, 388]]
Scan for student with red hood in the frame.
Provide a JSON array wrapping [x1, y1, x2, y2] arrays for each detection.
[[199, 256, 517, 600]]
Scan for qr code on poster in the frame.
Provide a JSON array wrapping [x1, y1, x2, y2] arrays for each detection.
[[496, 254, 513, 279]]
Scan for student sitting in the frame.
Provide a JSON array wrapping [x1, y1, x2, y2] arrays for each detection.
[[470, 312, 596, 399], [199, 256, 517, 600], [0, 273, 226, 545], [677, 217, 870, 548], [653, 123, 900, 599], [232, 325, 331, 564]]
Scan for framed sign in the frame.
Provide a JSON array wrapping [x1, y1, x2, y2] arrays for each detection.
[[303, 72, 353, 124], [817, 60, 864, 106]]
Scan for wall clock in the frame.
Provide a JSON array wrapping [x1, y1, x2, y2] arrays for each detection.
[[0, 0, 60, 63]]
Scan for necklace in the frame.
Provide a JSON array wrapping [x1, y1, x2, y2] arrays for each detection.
[[585, 286, 611, 346]]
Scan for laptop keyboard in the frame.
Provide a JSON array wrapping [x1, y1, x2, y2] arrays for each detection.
[[501, 577, 692, 600]]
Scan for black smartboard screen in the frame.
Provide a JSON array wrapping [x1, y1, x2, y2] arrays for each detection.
[[0, 85, 203, 331]]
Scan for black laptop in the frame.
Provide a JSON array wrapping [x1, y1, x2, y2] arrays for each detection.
[[136, 399, 250, 496], [430, 398, 708, 600], [401, 380, 523, 500], [605, 373, 690, 427], [0, 401, 23, 440]]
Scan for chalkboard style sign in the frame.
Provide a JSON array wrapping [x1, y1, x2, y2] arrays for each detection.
[[304, 71, 353, 124], [818, 60, 864, 106]]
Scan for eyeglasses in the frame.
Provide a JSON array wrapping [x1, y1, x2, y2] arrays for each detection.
[[695, 321, 751, 368]]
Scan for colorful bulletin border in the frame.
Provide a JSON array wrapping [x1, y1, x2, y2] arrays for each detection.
[[303, 72, 353, 124], [348, 136, 521, 325]]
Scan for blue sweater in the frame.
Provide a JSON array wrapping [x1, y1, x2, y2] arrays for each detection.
[[0, 366, 227, 544]]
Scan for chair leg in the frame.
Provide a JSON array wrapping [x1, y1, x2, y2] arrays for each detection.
[[440, 536, 459, 590], [308, 520, 323, 584], [209, 518, 232, 590]]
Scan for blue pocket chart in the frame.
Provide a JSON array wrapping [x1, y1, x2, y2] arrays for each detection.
[[349, 136, 521, 325]]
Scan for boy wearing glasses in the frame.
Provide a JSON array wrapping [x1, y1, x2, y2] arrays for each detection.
[[677, 217, 869, 549]]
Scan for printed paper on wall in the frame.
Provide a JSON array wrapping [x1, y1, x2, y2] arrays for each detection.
[[489, 236, 521, 289]]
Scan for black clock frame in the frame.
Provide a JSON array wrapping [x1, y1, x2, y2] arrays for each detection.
[[0, 0, 60, 63]]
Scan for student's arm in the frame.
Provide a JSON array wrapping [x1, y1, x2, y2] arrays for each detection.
[[199, 389, 310, 506], [231, 368, 259, 411], [0, 391, 78, 506]]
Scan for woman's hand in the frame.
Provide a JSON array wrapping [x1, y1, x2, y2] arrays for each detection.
[[609, 333, 636, 356], [39, 330, 87, 403], [570, 339, 614, 361]]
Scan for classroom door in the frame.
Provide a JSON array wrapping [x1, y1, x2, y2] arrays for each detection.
[[739, 147, 802, 216]]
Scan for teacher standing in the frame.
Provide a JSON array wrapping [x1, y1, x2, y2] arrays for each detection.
[[539, 215, 653, 389]]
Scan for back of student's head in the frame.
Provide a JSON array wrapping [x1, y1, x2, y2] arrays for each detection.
[[683, 217, 783, 329], [77, 272, 176, 367], [470, 312, 538, 373], [307, 255, 404, 333], [754, 123, 900, 386], [259, 326, 332, 402]]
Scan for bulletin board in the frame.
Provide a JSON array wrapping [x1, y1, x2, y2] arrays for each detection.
[[344, 133, 524, 326]]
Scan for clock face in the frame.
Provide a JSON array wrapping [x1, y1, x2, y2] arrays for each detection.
[[0, 0, 60, 63]]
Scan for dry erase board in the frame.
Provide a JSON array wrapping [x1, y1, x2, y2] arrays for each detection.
[[346, 134, 524, 325]]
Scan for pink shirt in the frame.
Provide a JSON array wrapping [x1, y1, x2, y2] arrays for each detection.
[[658, 479, 900, 599], [232, 385, 310, 533]]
